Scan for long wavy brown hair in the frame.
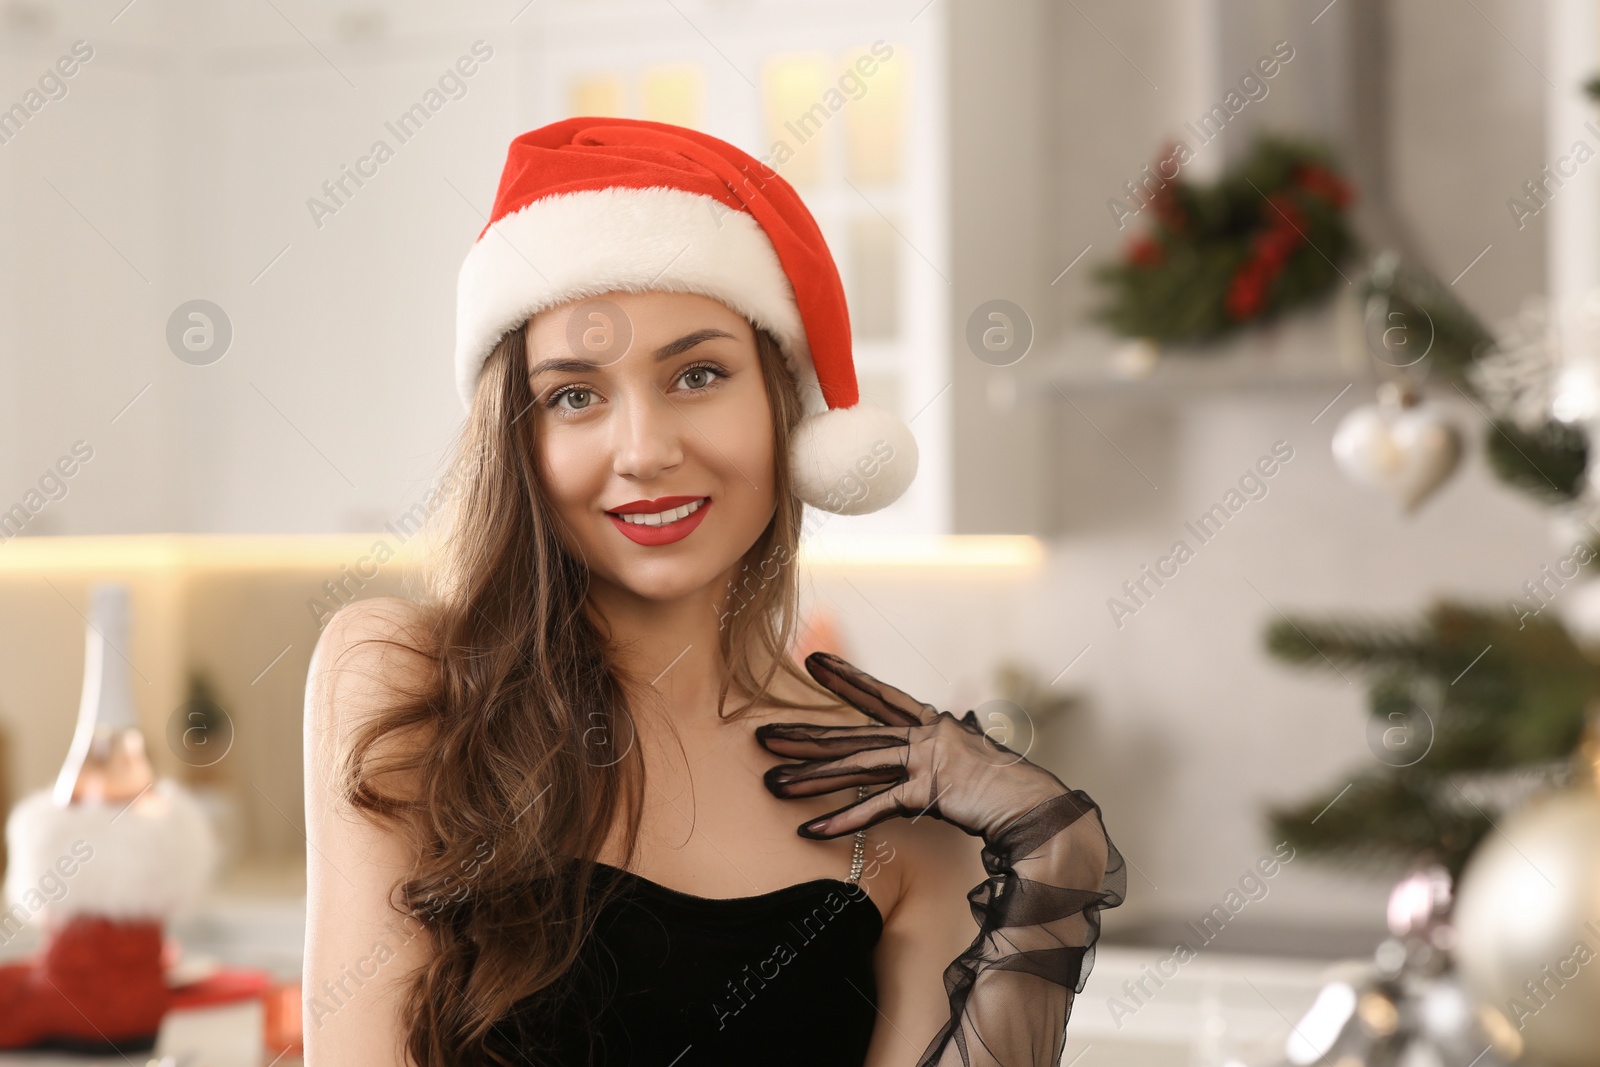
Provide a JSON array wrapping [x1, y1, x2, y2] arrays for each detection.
[[334, 316, 843, 1064]]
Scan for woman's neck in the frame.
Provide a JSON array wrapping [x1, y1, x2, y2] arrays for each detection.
[[584, 580, 742, 732]]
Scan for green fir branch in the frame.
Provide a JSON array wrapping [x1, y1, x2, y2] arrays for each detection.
[[1356, 255, 1497, 386], [1483, 418, 1589, 502], [1266, 767, 1493, 882], [1252, 495, 1593, 868]]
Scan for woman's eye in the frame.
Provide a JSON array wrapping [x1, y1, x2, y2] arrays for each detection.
[[548, 387, 592, 412], [679, 365, 726, 391]]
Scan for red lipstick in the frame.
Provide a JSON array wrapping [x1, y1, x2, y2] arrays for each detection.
[[605, 495, 712, 546], [607, 495, 706, 515]]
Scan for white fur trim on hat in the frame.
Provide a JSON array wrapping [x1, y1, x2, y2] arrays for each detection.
[[3, 778, 217, 924], [791, 401, 919, 516], [455, 184, 824, 414]]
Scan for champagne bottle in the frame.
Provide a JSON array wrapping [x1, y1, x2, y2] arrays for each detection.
[[51, 583, 154, 806]]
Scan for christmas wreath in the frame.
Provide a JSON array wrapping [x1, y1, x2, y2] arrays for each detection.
[[1093, 136, 1358, 344]]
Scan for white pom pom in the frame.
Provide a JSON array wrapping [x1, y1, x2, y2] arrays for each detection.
[[790, 401, 918, 515]]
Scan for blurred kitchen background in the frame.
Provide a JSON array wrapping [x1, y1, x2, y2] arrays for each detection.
[[5, 0, 1600, 1064]]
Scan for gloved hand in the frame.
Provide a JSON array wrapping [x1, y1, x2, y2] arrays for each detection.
[[756, 651, 1127, 1067], [756, 650, 1069, 842]]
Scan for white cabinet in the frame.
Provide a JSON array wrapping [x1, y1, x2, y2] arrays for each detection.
[[5, 0, 1033, 536]]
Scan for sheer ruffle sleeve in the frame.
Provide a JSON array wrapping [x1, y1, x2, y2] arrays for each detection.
[[917, 787, 1126, 1067], [754, 651, 1127, 1067]]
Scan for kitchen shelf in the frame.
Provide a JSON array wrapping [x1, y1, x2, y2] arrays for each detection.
[[1020, 294, 1382, 399]]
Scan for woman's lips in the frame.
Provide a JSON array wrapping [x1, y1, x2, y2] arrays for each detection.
[[606, 497, 712, 546]]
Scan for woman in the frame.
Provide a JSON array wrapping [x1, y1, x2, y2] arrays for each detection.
[[302, 117, 1125, 1066]]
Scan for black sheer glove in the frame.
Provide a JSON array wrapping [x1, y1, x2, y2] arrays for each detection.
[[755, 651, 1127, 1067]]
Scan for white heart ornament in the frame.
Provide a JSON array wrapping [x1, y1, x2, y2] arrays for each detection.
[[1331, 392, 1463, 513]]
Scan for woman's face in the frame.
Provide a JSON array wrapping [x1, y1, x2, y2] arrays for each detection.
[[526, 289, 777, 608]]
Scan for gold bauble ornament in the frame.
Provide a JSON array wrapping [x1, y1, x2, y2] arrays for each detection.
[[1453, 714, 1600, 1066]]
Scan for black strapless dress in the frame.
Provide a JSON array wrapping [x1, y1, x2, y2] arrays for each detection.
[[487, 861, 884, 1066]]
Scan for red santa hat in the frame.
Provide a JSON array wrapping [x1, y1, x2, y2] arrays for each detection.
[[454, 117, 917, 516]]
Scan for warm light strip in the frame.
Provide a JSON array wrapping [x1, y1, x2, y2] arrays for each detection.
[[0, 533, 1044, 573], [798, 535, 1044, 570], [0, 534, 429, 573]]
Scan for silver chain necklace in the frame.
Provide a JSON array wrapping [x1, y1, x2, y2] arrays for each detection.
[[846, 784, 867, 884]]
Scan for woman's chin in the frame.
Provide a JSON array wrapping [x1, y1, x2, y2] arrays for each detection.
[[592, 563, 733, 607]]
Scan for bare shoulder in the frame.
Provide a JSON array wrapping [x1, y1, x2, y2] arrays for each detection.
[[302, 598, 440, 1064], [308, 595, 436, 710], [871, 805, 986, 921], [305, 596, 438, 798]]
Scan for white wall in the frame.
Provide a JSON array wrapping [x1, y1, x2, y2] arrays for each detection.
[[0, 0, 514, 537]]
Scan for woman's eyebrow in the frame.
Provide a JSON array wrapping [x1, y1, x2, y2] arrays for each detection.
[[527, 327, 739, 378]]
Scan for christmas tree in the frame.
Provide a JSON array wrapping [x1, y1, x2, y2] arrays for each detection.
[[1265, 258, 1600, 880], [1264, 601, 1600, 880]]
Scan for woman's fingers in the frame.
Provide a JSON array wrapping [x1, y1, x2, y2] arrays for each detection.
[[754, 721, 909, 761], [796, 781, 923, 841], [763, 746, 911, 800], [760, 660, 1039, 841], [803, 652, 939, 728]]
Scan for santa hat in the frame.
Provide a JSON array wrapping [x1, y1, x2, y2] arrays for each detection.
[[453, 117, 917, 517], [1, 782, 225, 1051]]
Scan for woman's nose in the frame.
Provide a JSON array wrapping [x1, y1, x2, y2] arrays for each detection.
[[610, 387, 685, 480]]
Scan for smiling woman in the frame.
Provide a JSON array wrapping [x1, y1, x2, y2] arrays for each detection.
[[301, 116, 1120, 1067], [524, 291, 784, 604]]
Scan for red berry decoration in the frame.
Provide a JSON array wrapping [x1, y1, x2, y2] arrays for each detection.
[[1093, 136, 1358, 344]]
